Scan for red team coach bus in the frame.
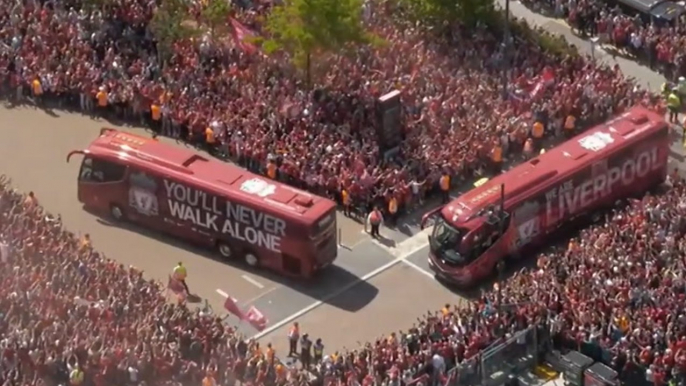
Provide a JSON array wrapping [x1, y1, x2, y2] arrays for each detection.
[[67, 128, 338, 278], [423, 106, 670, 286]]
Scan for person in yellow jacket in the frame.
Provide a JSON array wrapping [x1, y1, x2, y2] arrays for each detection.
[[172, 262, 190, 294]]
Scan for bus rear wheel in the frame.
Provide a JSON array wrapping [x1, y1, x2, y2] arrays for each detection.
[[244, 252, 259, 267], [217, 242, 233, 259], [110, 204, 124, 221]]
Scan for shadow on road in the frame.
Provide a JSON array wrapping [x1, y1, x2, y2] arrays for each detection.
[[92, 208, 378, 312]]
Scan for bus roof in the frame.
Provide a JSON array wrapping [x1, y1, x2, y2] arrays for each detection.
[[85, 129, 336, 223], [443, 106, 667, 224]]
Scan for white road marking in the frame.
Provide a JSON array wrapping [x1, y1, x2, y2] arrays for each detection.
[[401, 259, 435, 279], [241, 286, 278, 307], [216, 289, 229, 298], [242, 275, 265, 289], [253, 228, 432, 340]]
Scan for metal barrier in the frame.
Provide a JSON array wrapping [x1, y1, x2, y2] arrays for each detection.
[[481, 325, 539, 386], [444, 324, 545, 386]]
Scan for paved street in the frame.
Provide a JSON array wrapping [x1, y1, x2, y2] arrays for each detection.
[[0, 0, 680, 359]]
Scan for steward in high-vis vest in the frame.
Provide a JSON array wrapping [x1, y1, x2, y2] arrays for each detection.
[[564, 115, 576, 138], [172, 262, 189, 294], [388, 196, 398, 224], [532, 121, 544, 151], [367, 207, 383, 238], [491, 143, 503, 174], [288, 322, 300, 356], [267, 161, 278, 180], [439, 173, 450, 204], [69, 367, 84, 386], [668, 92, 681, 124], [341, 189, 351, 217], [313, 338, 324, 363]]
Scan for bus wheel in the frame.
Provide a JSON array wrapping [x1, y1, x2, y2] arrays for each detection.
[[244, 252, 260, 267], [110, 205, 125, 221], [217, 242, 233, 259]]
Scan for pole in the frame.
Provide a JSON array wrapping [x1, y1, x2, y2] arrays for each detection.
[[502, 0, 510, 98]]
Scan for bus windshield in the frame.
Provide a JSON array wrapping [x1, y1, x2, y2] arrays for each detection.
[[430, 216, 468, 265]]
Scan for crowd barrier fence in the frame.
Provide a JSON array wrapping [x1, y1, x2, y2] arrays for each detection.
[[444, 323, 551, 386]]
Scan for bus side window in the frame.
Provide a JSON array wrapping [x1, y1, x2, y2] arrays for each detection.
[[91, 158, 127, 183]]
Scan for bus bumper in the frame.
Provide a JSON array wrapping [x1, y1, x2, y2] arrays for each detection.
[[428, 257, 474, 286]]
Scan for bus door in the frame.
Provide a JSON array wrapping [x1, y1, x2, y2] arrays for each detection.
[[67, 151, 129, 214]]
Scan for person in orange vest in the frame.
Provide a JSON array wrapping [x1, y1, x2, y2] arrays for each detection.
[[439, 173, 450, 204], [388, 195, 398, 225], [341, 188, 351, 217], [31, 76, 43, 105], [531, 121, 544, 152], [151, 102, 162, 133], [205, 126, 216, 153], [266, 161, 278, 180], [491, 142, 503, 174], [564, 114, 576, 138], [96, 86, 109, 117], [288, 322, 300, 357], [366, 206, 383, 238]]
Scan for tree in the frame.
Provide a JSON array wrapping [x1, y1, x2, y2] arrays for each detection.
[[201, 0, 232, 36], [151, 0, 199, 64], [402, 0, 495, 29], [263, 0, 375, 86]]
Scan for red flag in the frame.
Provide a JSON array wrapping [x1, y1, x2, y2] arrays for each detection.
[[529, 67, 555, 99], [245, 306, 268, 331], [229, 17, 257, 54], [224, 296, 244, 319]]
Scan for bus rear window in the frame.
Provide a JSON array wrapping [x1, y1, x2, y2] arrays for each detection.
[[312, 211, 335, 237]]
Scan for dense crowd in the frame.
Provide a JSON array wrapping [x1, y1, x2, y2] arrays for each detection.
[[526, 0, 686, 80], [4, 156, 686, 386], [0, 0, 665, 215]]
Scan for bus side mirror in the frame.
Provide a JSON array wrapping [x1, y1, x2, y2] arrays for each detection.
[[420, 206, 444, 229], [66, 150, 85, 163]]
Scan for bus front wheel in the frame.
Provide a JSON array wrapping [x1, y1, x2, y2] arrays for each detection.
[[217, 242, 233, 259], [110, 205, 125, 221]]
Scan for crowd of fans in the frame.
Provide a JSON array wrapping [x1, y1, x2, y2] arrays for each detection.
[[1, 0, 684, 383], [0, 0, 665, 215], [4, 155, 686, 386], [526, 0, 686, 80]]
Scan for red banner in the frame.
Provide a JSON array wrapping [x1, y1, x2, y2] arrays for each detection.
[[223, 296, 244, 319], [245, 306, 268, 331]]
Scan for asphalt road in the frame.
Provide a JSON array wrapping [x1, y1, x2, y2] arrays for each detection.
[[0, 0, 682, 359]]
